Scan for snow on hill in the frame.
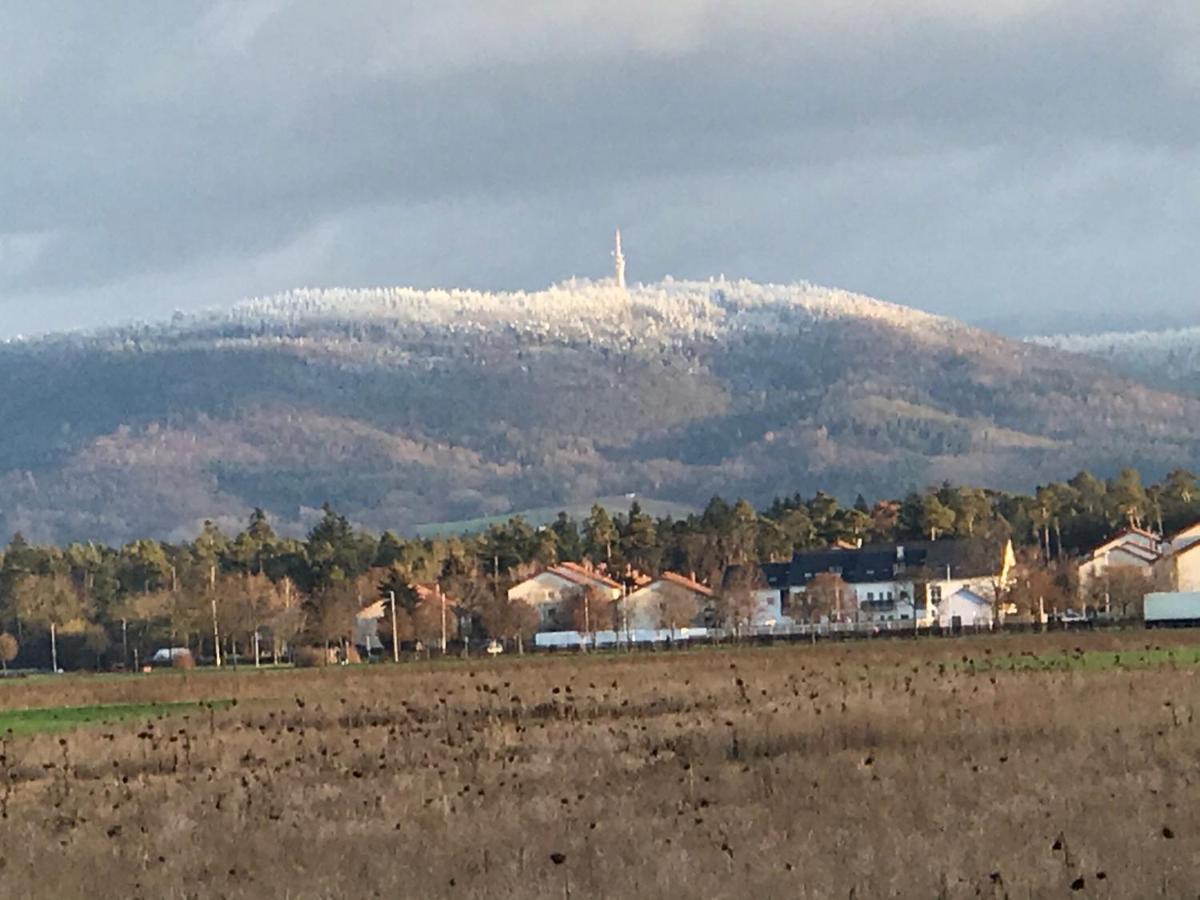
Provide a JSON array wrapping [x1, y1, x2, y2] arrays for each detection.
[[1033, 327, 1200, 384], [7, 278, 961, 353]]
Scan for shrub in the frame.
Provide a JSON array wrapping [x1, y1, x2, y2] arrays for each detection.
[[0, 633, 17, 672], [171, 649, 195, 670], [293, 646, 330, 668]]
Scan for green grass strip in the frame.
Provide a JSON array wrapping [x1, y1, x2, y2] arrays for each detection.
[[0, 699, 232, 737]]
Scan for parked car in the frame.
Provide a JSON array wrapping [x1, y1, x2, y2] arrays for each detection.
[[1057, 610, 1089, 627], [150, 647, 193, 666]]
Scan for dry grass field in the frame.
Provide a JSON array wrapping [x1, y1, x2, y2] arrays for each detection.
[[2, 631, 1200, 898]]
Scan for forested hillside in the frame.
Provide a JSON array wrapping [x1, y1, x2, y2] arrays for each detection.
[[4, 278, 1200, 544], [1035, 327, 1200, 393]]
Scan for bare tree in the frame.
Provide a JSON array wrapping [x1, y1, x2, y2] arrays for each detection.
[[479, 595, 539, 653], [1099, 566, 1153, 620], [0, 633, 17, 673], [715, 567, 764, 638], [798, 573, 854, 624], [560, 585, 611, 649], [656, 583, 700, 638]]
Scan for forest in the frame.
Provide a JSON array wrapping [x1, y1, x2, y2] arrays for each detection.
[[0, 465, 1188, 671], [5, 278, 1200, 545]]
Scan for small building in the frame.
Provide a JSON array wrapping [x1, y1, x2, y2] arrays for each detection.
[[936, 587, 993, 629]]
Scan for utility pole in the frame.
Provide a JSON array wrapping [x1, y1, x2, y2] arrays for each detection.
[[439, 584, 447, 656], [211, 596, 222, 668], [121, 618, 129, 670], [388, 591, 399, 663], [50, 622, 58, 674], [583, 591, 591, 652], [209, 563, 221, 667]]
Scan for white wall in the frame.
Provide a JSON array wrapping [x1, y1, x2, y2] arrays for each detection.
[[937, 590, 993, 628]]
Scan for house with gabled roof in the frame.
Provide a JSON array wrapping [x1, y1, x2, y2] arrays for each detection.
[[623, 571, 713, 632], [508, 563, 622, 629], [937, 587, 994, 629], [1078, 527, 1163, 598]]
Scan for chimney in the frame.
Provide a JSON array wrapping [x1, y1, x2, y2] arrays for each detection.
[[896, 545, 905, 562]]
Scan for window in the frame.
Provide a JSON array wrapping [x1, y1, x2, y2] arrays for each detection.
[[930, 586, 942, 603], [866, 592, 874, 602]]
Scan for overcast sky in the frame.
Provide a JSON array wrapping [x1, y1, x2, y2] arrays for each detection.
[[1, 1, 1198, 337]]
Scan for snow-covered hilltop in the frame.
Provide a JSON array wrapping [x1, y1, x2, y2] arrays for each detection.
[[1033, 327, 1200, 384], [8, 278, 964, 353], [230, 278, 959, 340]]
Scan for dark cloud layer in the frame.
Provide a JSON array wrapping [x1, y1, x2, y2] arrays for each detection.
[[1, 1, 1198, 336]]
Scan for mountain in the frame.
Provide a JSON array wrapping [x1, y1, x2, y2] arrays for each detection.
[[5, 278, 1200, 545], [1034, 327, 1200, 394]]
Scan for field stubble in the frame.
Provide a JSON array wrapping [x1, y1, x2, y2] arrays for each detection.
[[0, 631, 1199, 897]]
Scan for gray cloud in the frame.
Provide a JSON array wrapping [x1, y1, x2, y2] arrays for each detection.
[[1, 0, 1198, 336]]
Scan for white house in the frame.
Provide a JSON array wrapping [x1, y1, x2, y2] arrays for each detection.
[[623, 571, 712, 632], [507, 563, 622, 628], [936, 587, 994, 629], [1077, 527, 1163, 595], [731, 538, 1016, 628]]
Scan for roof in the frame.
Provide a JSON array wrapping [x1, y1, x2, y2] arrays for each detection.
[[555, 561, 622, 590], [725, 539, 1010, 591], [415, 584, 462, 608], [523, 563, 623, 593], [658, 571, 714, 597], [1086, 527, 1162, 560], [1169, 540, 1200, 560], [946, 587, 990, 607], [1107, 544, 1161, 564]]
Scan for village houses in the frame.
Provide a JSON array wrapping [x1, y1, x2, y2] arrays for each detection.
[[733, 538, 1016, 630], [1078, 521, 1200, 610]]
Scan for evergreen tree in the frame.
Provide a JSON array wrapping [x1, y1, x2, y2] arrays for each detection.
[[583, 504, 618, 563], [549, 513, 583, 562]]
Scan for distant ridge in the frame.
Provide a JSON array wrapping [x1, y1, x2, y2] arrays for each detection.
[[1034, 326, 1200, 391], [2, 278, 1200, 544]]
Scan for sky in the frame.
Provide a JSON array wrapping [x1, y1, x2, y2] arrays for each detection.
[[1, 0, 1199, 337]]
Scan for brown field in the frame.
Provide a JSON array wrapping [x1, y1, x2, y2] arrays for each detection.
[[2, 631, 1200, 898]]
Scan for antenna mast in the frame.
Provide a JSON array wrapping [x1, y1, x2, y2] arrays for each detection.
[[612, 228, 626, 289]]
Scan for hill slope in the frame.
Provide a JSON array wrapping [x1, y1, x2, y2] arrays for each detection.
[[1035, 327, 1200, 394], [4, 278, 1199, 544]]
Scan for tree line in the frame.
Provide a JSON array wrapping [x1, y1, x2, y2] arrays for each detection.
[[0, 466, 1192, 670]]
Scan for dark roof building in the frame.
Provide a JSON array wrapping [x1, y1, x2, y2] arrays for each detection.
[[725, 538, 1013, 592]]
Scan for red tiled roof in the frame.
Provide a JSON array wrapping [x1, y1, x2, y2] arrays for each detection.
[[415, 584, 455, 605], [555, 561, 622, 590], [658, 571, 714, 597]]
